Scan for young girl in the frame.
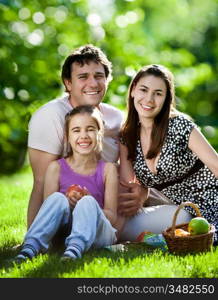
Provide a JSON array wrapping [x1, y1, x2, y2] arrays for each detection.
[[15, 105, 118, 262], [119, 64, 218, 244]]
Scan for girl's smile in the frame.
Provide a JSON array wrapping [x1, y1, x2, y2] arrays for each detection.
[[77, 142, 92, 148]]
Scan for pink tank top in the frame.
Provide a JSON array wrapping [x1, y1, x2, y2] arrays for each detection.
[[58, 158, 105, 208]]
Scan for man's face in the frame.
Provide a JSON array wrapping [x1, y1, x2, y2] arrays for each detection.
[[64, 61, 108, 107]]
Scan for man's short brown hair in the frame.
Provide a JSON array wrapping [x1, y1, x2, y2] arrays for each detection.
[[61, 44, 112, 85]]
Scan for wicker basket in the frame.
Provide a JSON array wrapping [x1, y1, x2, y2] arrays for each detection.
[[162, 202, 215, 254]]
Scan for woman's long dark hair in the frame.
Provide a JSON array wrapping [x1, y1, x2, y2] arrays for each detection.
[[120, 64, 176, 161]]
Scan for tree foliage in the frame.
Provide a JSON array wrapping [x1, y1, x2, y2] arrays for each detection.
[[0, 0, 218, 174]]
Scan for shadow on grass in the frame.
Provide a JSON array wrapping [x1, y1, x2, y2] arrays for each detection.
[[0, 243, 161, 278], [1, 243, 217, 278]]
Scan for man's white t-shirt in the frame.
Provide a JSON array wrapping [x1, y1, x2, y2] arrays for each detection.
[[28, 95, 124, 163]]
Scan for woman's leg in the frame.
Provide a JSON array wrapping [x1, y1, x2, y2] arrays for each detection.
[[63, 196, 117, 259], [119, 205, 192, 242], [16, 192, 71, 260]]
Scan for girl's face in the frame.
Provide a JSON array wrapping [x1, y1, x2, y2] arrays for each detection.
[[68, 113, 100, 156], [131, 75, 167, 121]]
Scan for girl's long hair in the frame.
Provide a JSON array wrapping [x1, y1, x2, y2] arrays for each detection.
[[64, 105, 104, 158], [120, 64, 176, 161]]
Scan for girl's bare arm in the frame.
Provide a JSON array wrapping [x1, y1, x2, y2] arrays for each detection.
[[103, 162, 118, 226]]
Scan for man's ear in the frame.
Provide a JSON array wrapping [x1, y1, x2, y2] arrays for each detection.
[[63, 78, 71, 92]]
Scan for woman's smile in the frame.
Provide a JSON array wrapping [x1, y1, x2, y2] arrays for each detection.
[[141, 104, 154, 111]]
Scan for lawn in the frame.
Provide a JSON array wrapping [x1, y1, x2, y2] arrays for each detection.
[[0, 167, 217, 278]]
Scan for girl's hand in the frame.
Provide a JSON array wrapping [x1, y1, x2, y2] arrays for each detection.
[[67, 191, 83, 208], [82, 187, 90, 196], [65, 184, 90, 208]]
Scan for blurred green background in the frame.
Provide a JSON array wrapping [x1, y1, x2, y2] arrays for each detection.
[[0, 0, 218, 174]]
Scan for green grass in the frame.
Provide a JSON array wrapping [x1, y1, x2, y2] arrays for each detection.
[[0, 167, 217, 278]]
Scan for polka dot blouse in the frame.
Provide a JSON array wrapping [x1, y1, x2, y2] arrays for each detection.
[[132, 115, 218, 243]]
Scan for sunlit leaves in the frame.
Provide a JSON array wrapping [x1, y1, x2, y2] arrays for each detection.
[[0, 0, 218, 173]]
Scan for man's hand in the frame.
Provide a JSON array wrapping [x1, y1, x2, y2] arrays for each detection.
[[118, 181, 148, 217]]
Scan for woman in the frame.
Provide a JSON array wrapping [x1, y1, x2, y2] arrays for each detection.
[[119, 64, 218, 244]]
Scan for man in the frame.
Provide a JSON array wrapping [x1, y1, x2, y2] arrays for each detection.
[[27, 44, 149, 229]]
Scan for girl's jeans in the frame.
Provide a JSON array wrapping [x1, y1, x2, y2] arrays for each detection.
[[23, 192, 117, 254]]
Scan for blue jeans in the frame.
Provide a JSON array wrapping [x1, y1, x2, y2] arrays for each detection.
[[23, 192, 117, 254]]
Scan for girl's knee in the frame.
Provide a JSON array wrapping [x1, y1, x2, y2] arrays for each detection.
[[76, 195, 99, 210], [45, 192, 69, 209]]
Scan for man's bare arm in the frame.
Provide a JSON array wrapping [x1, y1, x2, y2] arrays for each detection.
[[27, 148, 59, 228]]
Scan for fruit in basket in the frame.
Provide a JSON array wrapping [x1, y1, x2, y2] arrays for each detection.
[[174, 229, 190, 237], [188, 217, 210, 235]]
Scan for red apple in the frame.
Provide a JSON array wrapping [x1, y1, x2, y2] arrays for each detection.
[[67, 184, 84, 194], [66, 184, 89, 198]]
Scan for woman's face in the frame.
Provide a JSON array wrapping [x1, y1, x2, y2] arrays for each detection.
[[131, 75, 167, 121]]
